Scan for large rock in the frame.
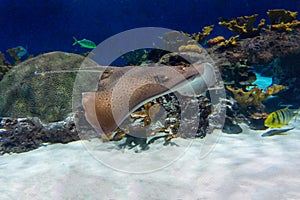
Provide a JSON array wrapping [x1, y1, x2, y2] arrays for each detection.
[[0, 115, 82, 154], [0, 51, 97, 122]]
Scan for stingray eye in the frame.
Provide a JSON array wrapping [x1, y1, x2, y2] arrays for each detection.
[[154, 75, 169, 83]]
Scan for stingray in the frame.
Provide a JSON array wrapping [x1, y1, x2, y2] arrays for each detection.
[[81, 63, 217, 134]]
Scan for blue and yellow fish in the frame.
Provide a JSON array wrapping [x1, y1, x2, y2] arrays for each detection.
[[72, 37, 96, 49], [264, 107, 299, 128]]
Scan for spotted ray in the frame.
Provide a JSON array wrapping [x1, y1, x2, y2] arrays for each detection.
[[82, 63, 217, 134]]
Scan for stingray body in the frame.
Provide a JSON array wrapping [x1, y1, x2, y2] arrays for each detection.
[[82, 63, 216, 134]]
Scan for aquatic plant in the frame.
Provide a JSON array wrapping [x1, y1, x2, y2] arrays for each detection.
[[267, 9, 300, 32], [226, 84, 286, 108], [218, 14, 265, 38]]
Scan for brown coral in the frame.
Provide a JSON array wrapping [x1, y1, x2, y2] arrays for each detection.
[[226, 85, 286, 108], [178, 44, 202, 53], [267, 9, 297, 24], [218, 36, 239, 48], [6, 48, 21, 65], [219, 14, 265, 38], [0, 52, 13, 81], [267, 9, 300, 32], [181, 25, 214, 43], [207, 36, 225, 46]]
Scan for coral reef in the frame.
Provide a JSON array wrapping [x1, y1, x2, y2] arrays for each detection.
[[100, 94, 212, 148], [0, 115, 80, 154], [218, 60, 256, 88], [210, 25, 300, 65], [217, 36, 239, 48], [267, 9, 300, 32], [0, 51, 98, 122], [0, 52, 13, 81], [6, 48, 21, 65], [272, 53, 300, 106], [2, 9, 300, 149], [207, 36, 225, 46], [158, 25, 214, 52], [158, 31, 190, 52], [218, 14, 265, 38], [0, 48, 34, 81], [121, 49, 151, 66], [178, 44, 202, 53], [226, 85, 286, 108], [181, 25, 214, 43]]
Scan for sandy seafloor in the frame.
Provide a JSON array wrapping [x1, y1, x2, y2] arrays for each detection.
[[1, 122, 300, 200]]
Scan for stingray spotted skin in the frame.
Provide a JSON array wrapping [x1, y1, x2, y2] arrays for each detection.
[[82, 63, 216, 134]]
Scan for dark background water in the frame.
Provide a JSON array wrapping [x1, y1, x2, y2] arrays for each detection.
[[0, 0, 299, 57]]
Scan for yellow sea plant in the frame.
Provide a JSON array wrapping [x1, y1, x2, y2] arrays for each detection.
[[226, 84, 286, 108], [267, 9, 300, 32], [219, 14, 265, 38], [181, 25, 214, 43], [218, 35, 239, 47]]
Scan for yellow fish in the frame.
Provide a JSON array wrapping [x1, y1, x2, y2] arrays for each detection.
[[264, 107, 299, 128]]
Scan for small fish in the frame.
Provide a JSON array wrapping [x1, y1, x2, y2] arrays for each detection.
[[72, 37, 96, 49], [261, 127, 294, 137], [264, 107, 299, 128], [14, 46, 27, 57]]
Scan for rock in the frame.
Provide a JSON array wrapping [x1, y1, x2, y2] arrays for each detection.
[[0, 114, 84, 154], [249, 118, 267, 130], [272, 54, 300, 106], [222, 118, 243, 134], [0, 51, 97, 123]]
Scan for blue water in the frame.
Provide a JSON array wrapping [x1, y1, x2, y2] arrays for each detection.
[[247, 73, 273, 90], [0, 0, 299, 56]]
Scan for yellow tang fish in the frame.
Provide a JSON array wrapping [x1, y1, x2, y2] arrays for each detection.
[[264, 107, 299, 128]]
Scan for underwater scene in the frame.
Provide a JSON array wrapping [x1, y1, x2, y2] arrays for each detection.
[[1, 0, 300, 199]]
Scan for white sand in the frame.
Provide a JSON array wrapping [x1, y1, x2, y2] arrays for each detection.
[[1, 124, 300, 200]]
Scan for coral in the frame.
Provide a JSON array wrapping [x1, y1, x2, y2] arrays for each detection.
[[0, 115, 79, 154], [249, 112, 268, 120], [218, 60, 257, 89], [207, 36, 225, 46], [158, 31, 191, 52], [6, 47, 21, 65], [226, 84, 286, 108], [218, 36, 239, 48], [270, 22, 300, 32], [0, 52, 98, 122], [0, 52, 13, 81], [121, 49, 150, 66], [181, 25, 214, 43], [219, 14, 265, 38], [0, 52, 6, 65], [101, 93, 212, 146], [158, 25, 214, 52], [267, 9, 300, 32], [178, 44, 202, 53], [267, 9, 297, 24]]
